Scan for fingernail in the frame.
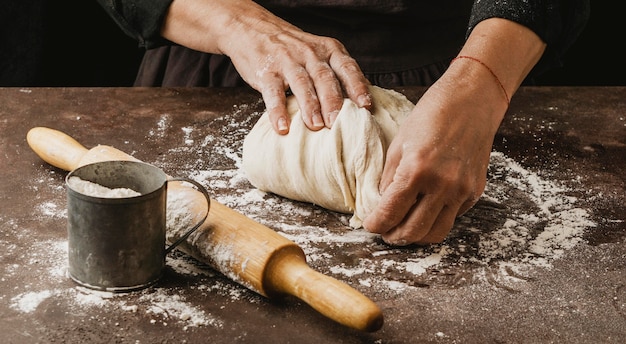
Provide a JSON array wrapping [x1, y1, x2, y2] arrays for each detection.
[[384, 237, 408, 246], [278, 117, 289, 132], [358, 93, 372, 108], [328, 110, 339, 127], [312, 113, 324, 128]]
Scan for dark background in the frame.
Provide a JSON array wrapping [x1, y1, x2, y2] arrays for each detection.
[[1, 1, 624, 87]]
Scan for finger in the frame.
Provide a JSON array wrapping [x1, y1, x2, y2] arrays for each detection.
[[362, 173, 419, 235], [414, 204, 457, 244], [260, 77, 291, 135], [457, 196, 478, 217], [380, 194, 445, 245], [307, 61, 344, 128], [457, 178, 486, 216], [284, 64, 325, 131], [377, 141, 403, 194], [329, 52, 371, 109]]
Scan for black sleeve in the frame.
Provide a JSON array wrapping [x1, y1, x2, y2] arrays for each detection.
[[467, 0, 590, 76], [95, 0, 174, 48]]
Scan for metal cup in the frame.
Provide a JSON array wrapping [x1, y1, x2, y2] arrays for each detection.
[[65, 160, 210, 292]]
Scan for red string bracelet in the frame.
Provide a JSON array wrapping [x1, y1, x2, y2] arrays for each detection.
[[450, 55, 510, 106]]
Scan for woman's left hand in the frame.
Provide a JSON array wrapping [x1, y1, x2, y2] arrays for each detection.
[[362, 64, 508, 245]]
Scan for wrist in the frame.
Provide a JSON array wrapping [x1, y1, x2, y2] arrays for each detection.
[[443, 57, 508, 132], [451, 55, 510, 106], [161, 0, 235, 54], [460, 18, 546, 97]]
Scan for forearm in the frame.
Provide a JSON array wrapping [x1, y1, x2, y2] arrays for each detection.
[[443, 18, 545, 131], [363, 18, 546, 245], [160, 0, 227, 54], [161, 0, 299, 56], [459, 18, 546, 100], [468, 0, 589, 76]]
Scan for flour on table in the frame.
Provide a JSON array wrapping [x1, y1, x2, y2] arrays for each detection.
[[10, 290, 53, 313], [10, 283, 222, 330], [8, 241, 223, 330]]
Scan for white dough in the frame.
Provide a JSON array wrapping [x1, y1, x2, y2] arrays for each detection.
[[242, 86, 415, 227]]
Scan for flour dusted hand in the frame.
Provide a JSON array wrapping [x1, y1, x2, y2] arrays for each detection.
[[242, 86, 414, 227]]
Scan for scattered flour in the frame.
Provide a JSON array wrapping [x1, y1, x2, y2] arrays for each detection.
[[182, 126, 194, 145], [6, 237, 221, 328], [4, 231, 225, 328], [9, 283, 220, 330], [10, 290, 52, 313], [149, 113, 172, 138], [38, 201, 66, 218], [140, 292, 223, 329]]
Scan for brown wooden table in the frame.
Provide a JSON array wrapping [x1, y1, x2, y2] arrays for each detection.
[[1, 87, 625, 343]]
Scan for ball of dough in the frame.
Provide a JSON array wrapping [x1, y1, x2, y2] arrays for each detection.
[[242, 86, 414, 228]]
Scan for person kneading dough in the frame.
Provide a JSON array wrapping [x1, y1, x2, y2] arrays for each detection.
[[242, 86, 415, 228]]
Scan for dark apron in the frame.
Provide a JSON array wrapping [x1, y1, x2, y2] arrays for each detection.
[[135, 1, 473, 88]]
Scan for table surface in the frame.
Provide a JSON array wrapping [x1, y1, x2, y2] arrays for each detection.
[[1, 87, 625, 343]]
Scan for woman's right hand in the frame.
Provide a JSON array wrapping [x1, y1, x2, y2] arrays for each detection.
[[161, 0, 372, 135]]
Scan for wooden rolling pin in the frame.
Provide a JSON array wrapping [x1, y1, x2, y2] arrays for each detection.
[[27, 127, 383, 332]]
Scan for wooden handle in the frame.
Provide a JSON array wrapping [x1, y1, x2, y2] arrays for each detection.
[[27, 127, 89, 171], [26, 127, 383, 332], [265, 246, 384, 332]]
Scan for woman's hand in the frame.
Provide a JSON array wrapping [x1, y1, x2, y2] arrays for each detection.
[[362, 18, 545, 245], [162, 0, 372, 135], [362, 66, 506, 245]]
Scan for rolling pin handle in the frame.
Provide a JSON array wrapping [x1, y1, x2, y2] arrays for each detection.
[[265, 246, 384, 332], [27, 127, 89, 171]]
